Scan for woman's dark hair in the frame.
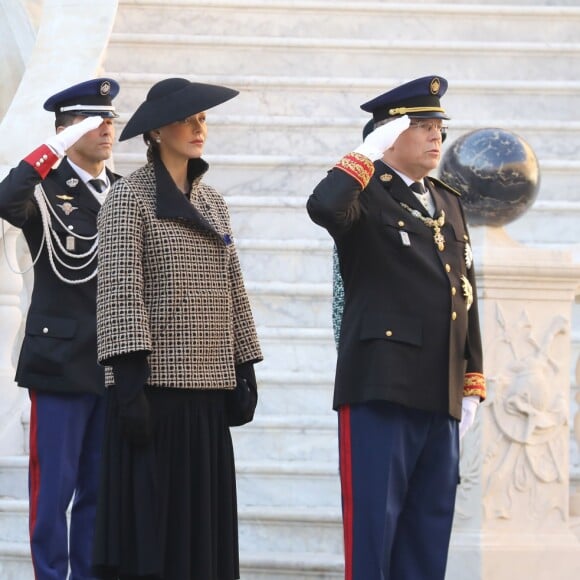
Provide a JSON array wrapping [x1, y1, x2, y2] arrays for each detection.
[[143, 131, 160, 163]]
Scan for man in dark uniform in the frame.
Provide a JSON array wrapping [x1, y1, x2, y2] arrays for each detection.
[[307, 76, 486, 580], [0, 78, 120, 579]]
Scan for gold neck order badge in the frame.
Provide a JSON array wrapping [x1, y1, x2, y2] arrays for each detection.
[[400, 202, 446, 251]]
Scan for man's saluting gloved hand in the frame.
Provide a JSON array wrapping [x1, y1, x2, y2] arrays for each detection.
[[354, 115, 410, 161], [46, 115, 103, 157]]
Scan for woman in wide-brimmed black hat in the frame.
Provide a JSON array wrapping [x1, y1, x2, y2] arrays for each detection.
[[92, 78, 263, 580]]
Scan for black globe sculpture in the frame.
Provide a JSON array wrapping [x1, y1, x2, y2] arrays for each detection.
[[439, 128, 540, 226]]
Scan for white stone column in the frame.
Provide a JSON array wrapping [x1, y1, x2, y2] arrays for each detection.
[[447, 227, 580, 580], [0, 0, 119, 456], [0, 222, 29, 455]]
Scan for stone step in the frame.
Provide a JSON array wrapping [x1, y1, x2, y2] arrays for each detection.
[[231, 414, 337, 463], [107, 34, 580, 81], [254, 369, 334, 416], [115, 0, 580, 43], [0, 500, 27, 544], [112, 153, 580, 203], [240, 551, 342, 580], [0, 456, 27, 500], [0, 542, 33, 580], [237, 239, 333, 284], [239, 505, 342, 555], [505, 202, 580, 246], [256, 326, 336, 375], [227, 198, 320, 241], [0, 498, 343, 554], [113, 114, 580, 163], [247, 281, 331, 328], [236, 460, 340, 508], [110, 73, 580, 123]]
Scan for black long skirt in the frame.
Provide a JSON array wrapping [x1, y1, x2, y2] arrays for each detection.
[[92, 386, 239, 580]]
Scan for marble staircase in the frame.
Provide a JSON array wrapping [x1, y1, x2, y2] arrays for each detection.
[[1, 0, 580, 578], [106, 0, 580, 577]]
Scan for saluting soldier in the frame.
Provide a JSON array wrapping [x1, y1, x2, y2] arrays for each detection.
[[307, 76, 486, 580], [0, 78, 120, 580]]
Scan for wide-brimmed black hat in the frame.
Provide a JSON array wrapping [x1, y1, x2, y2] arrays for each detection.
[[119, 78, 239, 141]]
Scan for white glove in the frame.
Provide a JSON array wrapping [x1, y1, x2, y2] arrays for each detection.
[[354, 115, 410, 161], [459, 395, 480, 440], [45, 116, 103, 157]]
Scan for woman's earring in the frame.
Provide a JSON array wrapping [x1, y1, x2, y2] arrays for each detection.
[[155, 137, 161, 144]]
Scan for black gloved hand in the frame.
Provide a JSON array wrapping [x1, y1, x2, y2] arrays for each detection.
[[112, 352, 152, 446], [226, 361, 258, 427], [118, 389, 151, 446]]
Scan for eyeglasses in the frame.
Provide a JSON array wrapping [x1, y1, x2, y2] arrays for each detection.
[[409, 119, 448, 140]]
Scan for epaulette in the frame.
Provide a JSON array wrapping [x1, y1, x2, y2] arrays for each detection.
[[428, 176, 462, 197]]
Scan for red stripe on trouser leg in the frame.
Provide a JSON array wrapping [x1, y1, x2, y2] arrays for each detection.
[[28, 391, 40, 579], [339, 405, 353, 580]]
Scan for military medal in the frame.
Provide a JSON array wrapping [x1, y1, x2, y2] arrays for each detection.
[[461, 274, 473, 310], [57, 201, 78, 216], [380, 173, 393, 182], [400, 203, 446, 251], [464, 242, 473, 269]]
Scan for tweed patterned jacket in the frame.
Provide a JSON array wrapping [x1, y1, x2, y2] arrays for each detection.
[[97, 156, 262, 389]]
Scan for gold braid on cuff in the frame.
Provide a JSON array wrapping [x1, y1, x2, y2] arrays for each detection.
[[335, 152, 375, 189], [464, 372, 486, 400]]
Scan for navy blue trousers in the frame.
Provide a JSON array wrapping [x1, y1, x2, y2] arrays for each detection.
[[29, 390, 106, 580], [338, 401, 459, 580]]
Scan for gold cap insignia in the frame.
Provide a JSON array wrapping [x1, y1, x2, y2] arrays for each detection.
[[65, 178, 79, 188], [57, 202, 78, 216], [380, 173, 393, 182], [430, 78, 441, 95], [100, 80, 111, 96], [56, 194, 74, 201]]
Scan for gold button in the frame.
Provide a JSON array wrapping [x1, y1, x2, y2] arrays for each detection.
[[451, 312, 457, 320], [398, 220, 405, 227], [445, 264, 451, 272], [463, 234, 469, 241], [385, 330, 393, 337], [451, 287, 457, 296]]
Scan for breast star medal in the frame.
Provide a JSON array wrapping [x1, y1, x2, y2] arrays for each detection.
[[460, 274, 473, 310]]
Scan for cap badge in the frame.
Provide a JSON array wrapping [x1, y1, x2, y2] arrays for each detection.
[[461, 274, 473, 310], [65, 178, 79, 188], [430, 78, 441, 95], [100, 81, 111, 96], [379, 173, 393, 182], [57, 202, 78, 216]]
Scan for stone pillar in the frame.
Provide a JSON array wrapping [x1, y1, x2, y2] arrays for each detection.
[[0, 0, 119, 456], [447, 227, 580, 580], [0, 221, 29, 455]]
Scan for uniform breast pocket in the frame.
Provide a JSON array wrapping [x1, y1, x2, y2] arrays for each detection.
[[360, 311, 423, 386], [380, 210, 423, 248], [23, 313, 77, 377]]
